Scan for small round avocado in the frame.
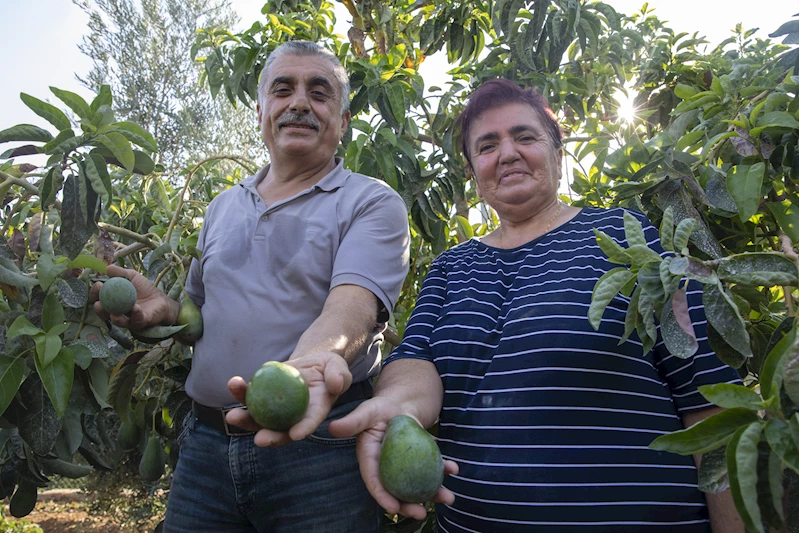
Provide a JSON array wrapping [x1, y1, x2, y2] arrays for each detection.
[[99, 277, 137, 315], [246, 361, 309, 431]]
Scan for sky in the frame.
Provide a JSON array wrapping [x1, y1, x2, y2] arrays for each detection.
[[0, 0, 797, 139]]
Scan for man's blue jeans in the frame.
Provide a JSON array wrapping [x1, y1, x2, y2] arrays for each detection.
[[163, 399, 382, 532]]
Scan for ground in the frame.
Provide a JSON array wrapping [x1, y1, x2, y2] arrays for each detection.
[[4, 490, 162, 533]]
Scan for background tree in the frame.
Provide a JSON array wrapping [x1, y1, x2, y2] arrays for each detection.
[[75, 0, 265, 172]]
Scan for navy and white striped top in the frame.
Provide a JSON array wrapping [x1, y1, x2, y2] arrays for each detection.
[[385, 207, 741, 533]]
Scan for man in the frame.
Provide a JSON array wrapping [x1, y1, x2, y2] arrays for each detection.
[[93, 41, 410, 532]]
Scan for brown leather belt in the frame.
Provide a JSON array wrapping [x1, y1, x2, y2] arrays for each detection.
[[193, 379, 373, 437]]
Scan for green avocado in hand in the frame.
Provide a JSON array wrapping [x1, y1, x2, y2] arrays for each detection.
[[379, 415, 444, 503], [246, 361, 309, 431], [99, 277, 137, 315]]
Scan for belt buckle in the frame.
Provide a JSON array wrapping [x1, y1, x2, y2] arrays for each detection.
[[220, 406, 254, 437]]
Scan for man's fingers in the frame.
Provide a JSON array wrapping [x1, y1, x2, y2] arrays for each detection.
[[328, 399, 382, 438], [89, 281, 102, 303], [397, 502, 429, 521], [444, 460, 459, 476], [323, 357, 352, 396], [253, 428, 292, 447], [224, 407, 260, 432], [227, 376, 248, 405]]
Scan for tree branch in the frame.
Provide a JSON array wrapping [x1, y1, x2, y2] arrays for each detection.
[[164, 154, 257, 245], [99, 223, 159, 249]]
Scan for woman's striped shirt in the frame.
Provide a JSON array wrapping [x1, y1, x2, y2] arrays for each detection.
[[385, 207, 741, 533]]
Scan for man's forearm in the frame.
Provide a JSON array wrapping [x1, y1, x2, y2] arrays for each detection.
[[374, 358, 443, 429], [290, 284, 378, 365], [682, 407, 745, 533]]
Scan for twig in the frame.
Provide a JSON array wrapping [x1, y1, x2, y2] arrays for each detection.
[[164, 155, 257, 245], [779, 232, 799, 317], [99, 223, 159, 250], [115, 242, 149, 260]]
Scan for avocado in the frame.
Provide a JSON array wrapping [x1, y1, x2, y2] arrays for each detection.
[[99, 277, 137, 315], [245, 361, 309, 431], [379, 415, 444, 503]]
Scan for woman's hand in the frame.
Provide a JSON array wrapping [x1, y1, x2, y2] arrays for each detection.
[[328, 397, 458, 520], [89, 265, 179, 329], [225, 351, 352, 447]]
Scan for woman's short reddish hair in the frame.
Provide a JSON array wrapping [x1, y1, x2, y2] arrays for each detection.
[[454, 78, 562, 168]]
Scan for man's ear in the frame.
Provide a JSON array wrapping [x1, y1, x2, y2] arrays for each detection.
[[340, 111, 351, 133]]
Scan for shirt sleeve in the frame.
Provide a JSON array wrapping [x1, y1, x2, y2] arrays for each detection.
[[384, 258, 448, 366], [331, 188, 410, 315], [632, 210, 743, 413]]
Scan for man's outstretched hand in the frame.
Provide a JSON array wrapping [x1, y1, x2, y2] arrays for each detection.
[[225, 352, 352, 447], [328, 396, 458, 520], [89, 265, 179, 329]]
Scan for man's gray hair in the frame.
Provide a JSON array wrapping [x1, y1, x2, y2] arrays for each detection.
[[257, 41, 350, 115]]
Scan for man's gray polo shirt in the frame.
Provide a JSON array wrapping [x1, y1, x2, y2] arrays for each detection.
[[184, 159, 410, 407]]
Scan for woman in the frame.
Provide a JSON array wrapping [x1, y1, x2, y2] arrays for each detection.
[[330, 79, 742, 532]]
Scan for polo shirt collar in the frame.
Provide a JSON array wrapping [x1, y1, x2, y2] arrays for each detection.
[[239, 157, 348, 195]]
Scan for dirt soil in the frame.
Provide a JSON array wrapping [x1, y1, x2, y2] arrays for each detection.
[[4, 490, 160, 533]]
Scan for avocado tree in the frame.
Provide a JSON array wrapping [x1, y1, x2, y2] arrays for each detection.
[[0, 84, 255, 519]]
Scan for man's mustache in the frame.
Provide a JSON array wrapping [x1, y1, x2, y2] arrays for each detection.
[[277, 112, 320, 130]]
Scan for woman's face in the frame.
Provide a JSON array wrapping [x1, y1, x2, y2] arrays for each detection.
[[468, 102, 562, 219]]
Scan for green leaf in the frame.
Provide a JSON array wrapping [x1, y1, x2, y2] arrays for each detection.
[[0, 261, 39, 289], [146, 176, 171, 212], [0, 124, 53, 144], [384, 82, 406, 125], [20, 93, 71, 131], [660, 290, 698, 359], [624, 244, 662, 265], [37, 252, 68, 290], [39, 164, 64, 209], [83, 155, 111, 206], [698, 383, 762, 410], [707, 323, 747, 369], [589, 269, 634, 330], [764, 419, 799, 474], [593, 229, 632, 264], [673, 218, 696, 252], [68, 343, 93, 370], [623, 211, 647, 247], [49, 87, 91, 119], [17, 374, 61, 455], [660, 207, 674, 252], [727, 422, 764, 533], [0, 354, 26, 417], [727, 163, 766, 222], [7, 315, 41, 338], [703, 283, 752, 358], [374, 148, 398, 190], [761, 325, 797, 403], [785, 346, 799, 406], [453, 215, 473, 242], [90, 85, 112, 113], [674, 83, 698, 99], [103, 122, 157, 152], [697, 446, 729, 493], [753, 111, 799, 131], [97, 132, 135, 173], [717, 253, 799, 286], [650, 408, 759, 455], [67, 254, 107, 274], [34, 347, 73, 418], [42, 290, 65, 332], [767, 198, 799, 243], [59, 174, 95, 260], [757, 441, 785, 529], [35, 332, 62, 368]]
